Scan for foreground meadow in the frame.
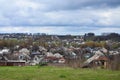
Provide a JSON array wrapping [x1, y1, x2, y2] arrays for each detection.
[[0, 66, 120, 80]]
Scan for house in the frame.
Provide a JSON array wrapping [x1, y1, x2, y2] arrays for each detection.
[[82, 50, 108, 68], [108, 50, 120, 70], [65, 50, 77, 59], [45, 52, 65, 63], [0, 48, 10, 54], [19, 48, 30, 55], [54, 53, 63, 58], [0, 53, 26, 66], [0, 60, 26, 66], [46, 52, 54, 57], [93, 56, 108, 68], [30, 52, 45, 65], [58, 58, 66, 63], [54, 53, 65, 63], [39, 46, 47, 52], [12, 51, 30, 62]]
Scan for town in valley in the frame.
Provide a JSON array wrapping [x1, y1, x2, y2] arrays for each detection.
[[0, 32, 120, 70]]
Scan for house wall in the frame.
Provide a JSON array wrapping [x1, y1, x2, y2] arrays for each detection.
[[91, 60, 108, 69], [7, 62, 25, 66], [0, 61, 25, 66], [0, 62, 7, 66]]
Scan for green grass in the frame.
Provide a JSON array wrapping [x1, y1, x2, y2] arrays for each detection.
[[0, 66, 120, 80]]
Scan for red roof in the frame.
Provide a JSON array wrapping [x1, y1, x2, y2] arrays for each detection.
[[96, 56, 108, 61]]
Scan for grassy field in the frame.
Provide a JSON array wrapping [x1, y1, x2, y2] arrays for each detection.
[[0, 66, 120, 80]]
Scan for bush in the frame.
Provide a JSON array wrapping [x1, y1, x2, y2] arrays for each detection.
[[59, 75, 66, 78], [39, 62, 48, 66]]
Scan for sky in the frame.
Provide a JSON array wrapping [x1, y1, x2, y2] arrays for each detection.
[[0, 0, 120, 35]]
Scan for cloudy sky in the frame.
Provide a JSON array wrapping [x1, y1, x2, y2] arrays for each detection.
[[0, 0, 120, 35]]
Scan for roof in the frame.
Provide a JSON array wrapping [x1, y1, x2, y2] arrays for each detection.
[[31, 52, 41, 55], [19, 48, 30, 53], [46, 52, 54, 57], [54, 53, 63, 58], [0, 60, 26, 62], [95, 56, 108, 61]]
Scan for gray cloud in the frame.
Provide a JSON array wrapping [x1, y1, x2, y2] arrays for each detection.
[[34, 0, 120, 11], [0, 0, 120, 34]]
